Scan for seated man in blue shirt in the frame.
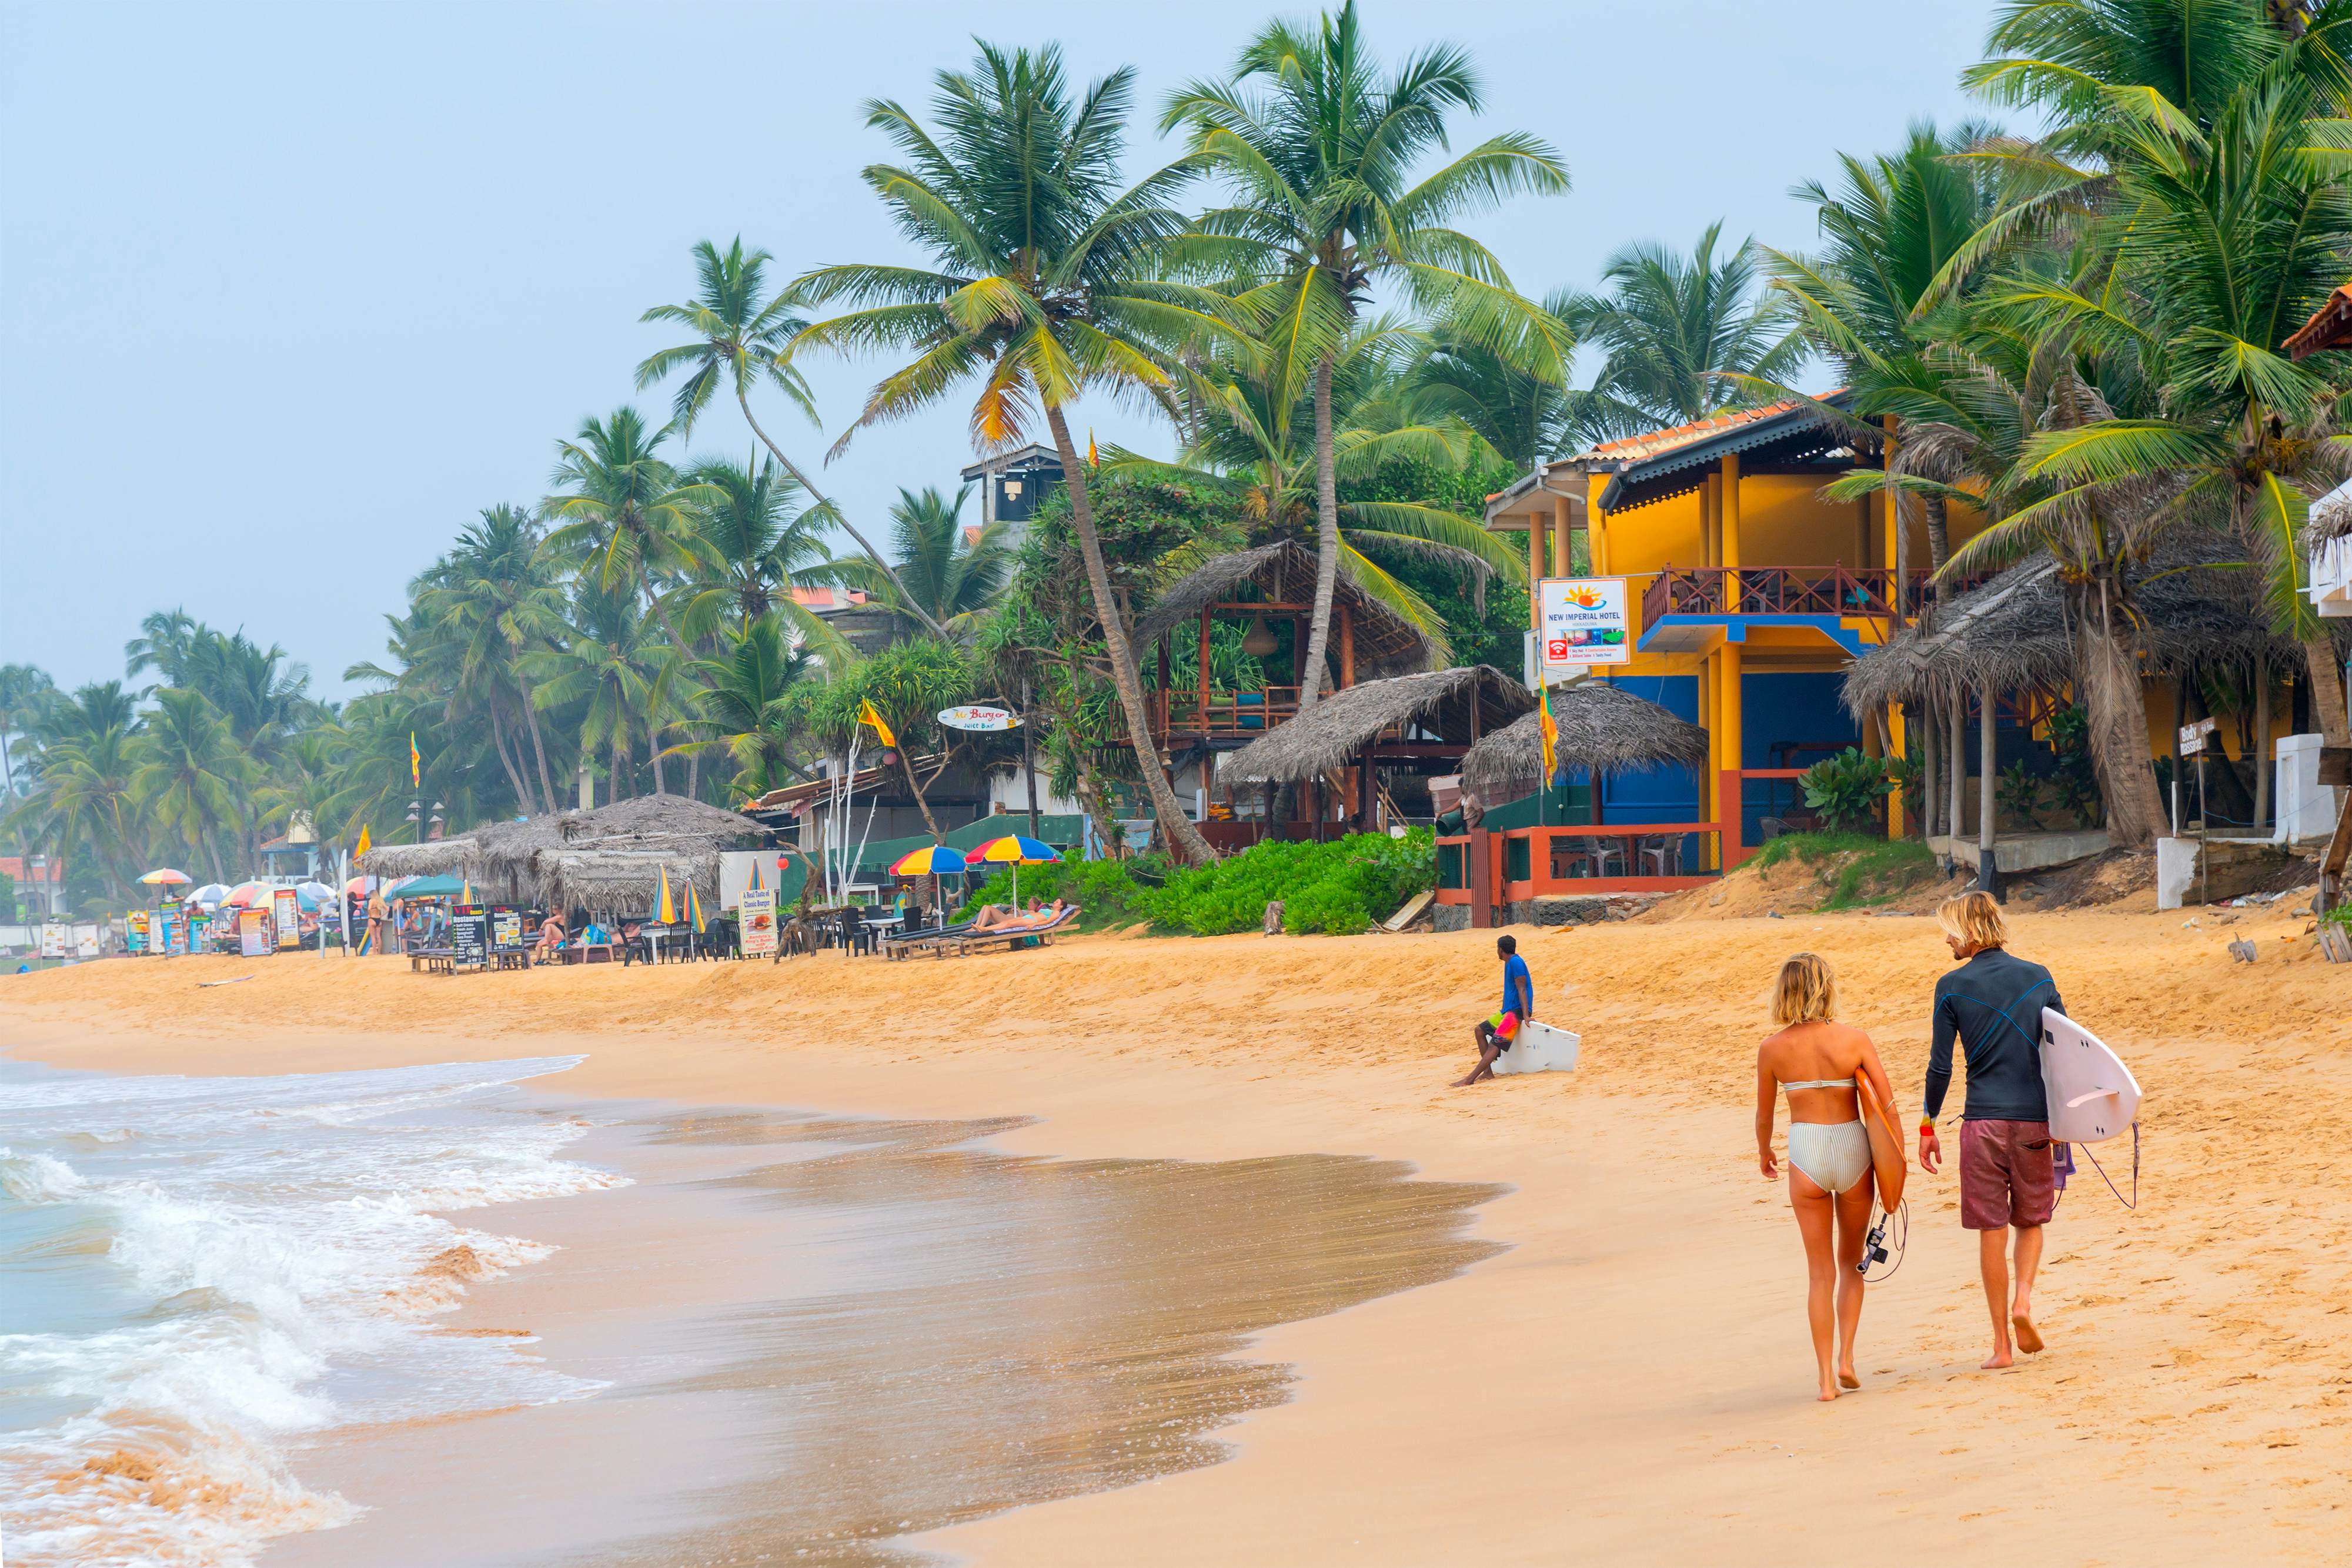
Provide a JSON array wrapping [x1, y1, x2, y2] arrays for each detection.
[[1454, 934, 1534, 1087]]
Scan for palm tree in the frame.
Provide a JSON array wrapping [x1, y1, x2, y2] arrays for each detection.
[[873, 484, 1013, 634], [1767, 121, 2007, 572], [123, 610, 202, 692], [541, 407, 716, 666], [1563, 222, 1808, 442], [665, 614, 818, 802], [0, 664, 54, 834], [520, 581, 672, 805], [131, 688, 253, 882], [1406, 287, 1582, 470], [9, 681, 136, 899], [416, 504, 570, 814], [793, 42, 1240, 861], [635, 238, 946, 637], [1164, 0, 1571, 707], [672, 456, 857, 657], [1104, 317, 1525, 663], [1969, 15, 2352, 743]]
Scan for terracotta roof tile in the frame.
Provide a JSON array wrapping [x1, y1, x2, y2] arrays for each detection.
[[1576, 394, 1845, 465]]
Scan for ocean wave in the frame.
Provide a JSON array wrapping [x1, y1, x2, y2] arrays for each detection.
[[0, 1055, 617, 1567]]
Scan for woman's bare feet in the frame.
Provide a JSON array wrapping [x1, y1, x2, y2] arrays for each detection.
[[1980, 1344, 2014, 1369], [1817, 1376, 1840, 1402], [1837, 1368, 1860, 1390], [2011, 1308, 2043, 1355]]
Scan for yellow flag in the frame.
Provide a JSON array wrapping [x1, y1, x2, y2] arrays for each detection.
[[353, 824, 373, 860], [409, 732, 421, 788], [857, 699, 896, 748], [1087, 430, 1100, 469], [1538, 681, 1559, 785]]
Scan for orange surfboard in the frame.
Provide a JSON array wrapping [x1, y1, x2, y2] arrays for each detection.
[[1855, 1074, 1907, 1212]]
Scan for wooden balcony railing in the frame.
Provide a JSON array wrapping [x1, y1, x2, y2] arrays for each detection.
[[1640, 566, 1987, 628], [1150, 686, 1301, 740]]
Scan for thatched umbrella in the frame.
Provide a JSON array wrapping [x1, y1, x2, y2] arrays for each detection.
[[1222, 666, 1534, 784], [1843, 537, 2300, 878], [1459, 684, 1709, 807], [539, 850, 716, 918], [356, 837, 480, 882]]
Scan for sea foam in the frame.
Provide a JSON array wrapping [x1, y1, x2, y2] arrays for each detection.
[[0, 1055, 622, 1567]]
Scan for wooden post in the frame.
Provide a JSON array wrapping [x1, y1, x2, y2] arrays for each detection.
[[1703, 472, 1720, 568], [1359, 745, 1377, 831], [1720, 453, 1742, 607], [1339, 602, 1355, 690], [1978, 683, 2001, 898], [1947, 697, 1965, 865], [1469, 826, 1493, 928], [1552, 493, 1573, 584], [1922, 695, 1940, 844], [1887, 702, 1908, 838], [1197, 607, 1212, 742], [1527, 520, 1544, 628], [1721, 641, 1745, 864], [1882, 414, 1904, 622], [1591, 496, 1609, 576]]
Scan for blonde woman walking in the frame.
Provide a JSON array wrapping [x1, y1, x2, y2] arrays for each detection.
[[1753, 952, 1897, 1402]]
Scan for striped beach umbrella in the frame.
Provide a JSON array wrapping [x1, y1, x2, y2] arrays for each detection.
[[656, 864, 677, 925], [968, 834, 1058, 907], [138, 868, 192, 887], [888, 844, 970, 877]]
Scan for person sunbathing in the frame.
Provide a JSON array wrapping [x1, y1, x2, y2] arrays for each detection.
[[532, 913, 566, 964], [971, 898, 1041, 932], [991, 898, 1068, 934]]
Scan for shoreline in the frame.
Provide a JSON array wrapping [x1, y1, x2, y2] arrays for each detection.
[[4, 911, 2347, 1564]]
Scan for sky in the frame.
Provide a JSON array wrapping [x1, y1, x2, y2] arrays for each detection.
[[2, 0, 2001, 701]]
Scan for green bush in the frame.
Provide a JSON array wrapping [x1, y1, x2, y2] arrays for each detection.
[[952, 830, 1434, 937], [1799, 747, 1893, 832]]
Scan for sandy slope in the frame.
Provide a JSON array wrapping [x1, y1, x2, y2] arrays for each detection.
[[3, 907, 2347, 1566]]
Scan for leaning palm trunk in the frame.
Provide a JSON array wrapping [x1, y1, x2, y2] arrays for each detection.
[[1043, 404, 1217, 864], [733, 386, 947, 640], [516, 673, 558, 816], [1298, 355, 1342, 710], [2302, 636, 2350, 747], [2076, 584, 2167, 849]]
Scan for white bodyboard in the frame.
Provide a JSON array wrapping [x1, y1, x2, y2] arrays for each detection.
[[1494, 1019, 1580, 1075], [2039, 1008, 2140, 1143]]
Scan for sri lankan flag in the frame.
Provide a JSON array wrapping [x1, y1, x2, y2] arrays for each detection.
[[409, 732, 421, 788]]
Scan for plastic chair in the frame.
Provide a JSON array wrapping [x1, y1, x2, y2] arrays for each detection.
[[1639, 834, 1683, 877], [1583, 839, 1626, 879]]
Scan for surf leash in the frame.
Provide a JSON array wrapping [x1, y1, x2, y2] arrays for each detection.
[[1857, 1199, 1910, 1284], [2070, 1121, 2140, 1212]]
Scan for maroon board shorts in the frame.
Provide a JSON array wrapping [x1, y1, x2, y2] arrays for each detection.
[[1959, 1119, 2056, 1231]]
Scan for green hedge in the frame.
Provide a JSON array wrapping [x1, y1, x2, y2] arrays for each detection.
[[953, 829, 1434, 936]]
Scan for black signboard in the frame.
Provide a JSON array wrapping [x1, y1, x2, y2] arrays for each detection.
[[450, 904, 489, 971], [490, 906, 525, 954]]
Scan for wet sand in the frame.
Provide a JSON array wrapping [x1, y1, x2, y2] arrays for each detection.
[[5, 908, 2350, 1565]]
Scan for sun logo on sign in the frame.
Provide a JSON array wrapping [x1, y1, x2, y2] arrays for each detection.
[[1568, 586, 1605, 607]]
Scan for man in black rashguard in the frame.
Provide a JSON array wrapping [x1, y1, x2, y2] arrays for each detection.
[[1918, 890, 2066, 1370]]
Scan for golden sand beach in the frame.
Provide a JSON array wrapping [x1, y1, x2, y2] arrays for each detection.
[[4, 905, 2346, 1566]]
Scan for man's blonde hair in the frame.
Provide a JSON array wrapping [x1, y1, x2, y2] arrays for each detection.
[[1770, 952, 1839, 1026], [1936, 890, 2007, 951]]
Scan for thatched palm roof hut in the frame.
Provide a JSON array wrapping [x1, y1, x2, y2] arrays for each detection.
[[2314, 476, 2352, 544], [1222, 666, 1533, 785], [1459, 683, 1710, 804], [1134, 540, 1436, 677], [1841, 540, 2300, 717], [357, 794, 768, 911]]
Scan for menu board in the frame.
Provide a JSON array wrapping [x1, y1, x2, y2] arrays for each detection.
[[127, 911, 149, 955], [39, 925, 66, 959], [273, 888, 302, 950], [450, 905, 489, 970], [159, 907, 183, 955], [490, 907, 524, 955], [238, 908, 270, 957], [739, 887, 777, 957], [188, 910, 211, 952]]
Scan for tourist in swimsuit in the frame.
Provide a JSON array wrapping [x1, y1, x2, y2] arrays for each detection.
[[1753, 952, 1897, 1402], [1917, 891, 2066, 1370]]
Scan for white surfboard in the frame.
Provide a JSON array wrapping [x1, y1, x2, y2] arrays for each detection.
[[1493, 1018, 1580, 1075], [2039, 1008, 2140, 1143]]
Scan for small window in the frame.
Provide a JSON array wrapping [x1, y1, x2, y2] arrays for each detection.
[[1438, 843, 1465, 889], [1505, 837, 1531, 883]]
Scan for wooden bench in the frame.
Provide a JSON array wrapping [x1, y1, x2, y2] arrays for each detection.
[[410, 947, 457, 975]]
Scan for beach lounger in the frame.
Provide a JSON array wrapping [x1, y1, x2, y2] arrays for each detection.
[[882, 919, 977, 959], [920, 905, 1083, 958]]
